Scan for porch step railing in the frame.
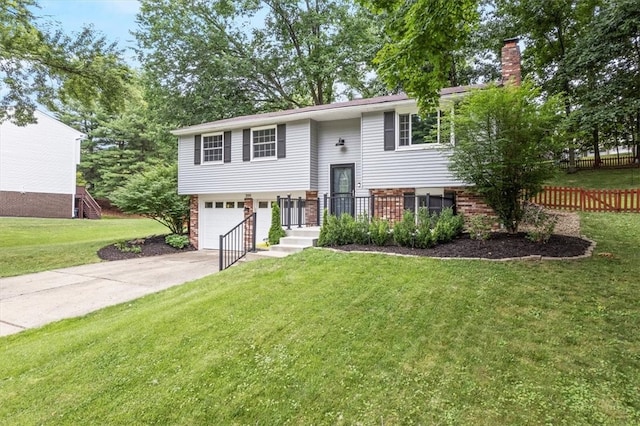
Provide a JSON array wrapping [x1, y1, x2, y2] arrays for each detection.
[[75, 186, 102, 219], [278, 193, 456, 229], [219, 212, 256, 271]]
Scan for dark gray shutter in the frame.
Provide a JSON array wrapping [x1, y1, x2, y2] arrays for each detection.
[[223, 131, 231, 163], [277, 124, 286, 158], [194, 134, 201, 164], [384, 111, 395, 151], [243, 129, 251, 162]]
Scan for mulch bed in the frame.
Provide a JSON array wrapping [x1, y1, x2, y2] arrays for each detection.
[[97, 235, 195, 261], [333, 233, 593, 260]]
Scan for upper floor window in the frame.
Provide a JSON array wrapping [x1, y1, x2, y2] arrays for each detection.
[[202, 133, 223, 162], [398, 111, 439, 146], [253, 127, 276, 159]]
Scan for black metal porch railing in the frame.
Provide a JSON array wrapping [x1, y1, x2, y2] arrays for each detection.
[[278, 193, 456, 228], [219, 212, 256, 271]]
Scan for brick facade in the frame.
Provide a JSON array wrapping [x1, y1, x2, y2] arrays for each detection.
[[501, 38, 522, 86], [446, 187, 500, 229], [189, 195, 199, 249], [0, 190, 73, 218], [305, 190, 318, 226], [369, 188, 415, 224]]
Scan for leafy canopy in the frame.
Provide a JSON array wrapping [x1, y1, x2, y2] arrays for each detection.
[[0, 0, 131, 125], [111, 164, 189, 235], [448, 81, 563, 232], [134, 0, 384, 126]]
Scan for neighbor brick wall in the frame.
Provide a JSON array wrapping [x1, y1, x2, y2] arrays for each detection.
[[189, 195, 199, 249], [305, 190, 318, 226], [0, 190, 72, 218], [369, 188, 415, 224]]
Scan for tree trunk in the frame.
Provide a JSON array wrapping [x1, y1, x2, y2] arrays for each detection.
[[593, 125, 601, 168]]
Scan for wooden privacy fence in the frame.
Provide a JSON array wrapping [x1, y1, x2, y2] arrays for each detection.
[[531, 186, 640, 212]]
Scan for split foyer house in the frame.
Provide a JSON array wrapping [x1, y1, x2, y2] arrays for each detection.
[[174, 39, 522, 249], [0, 110, 94, 219]]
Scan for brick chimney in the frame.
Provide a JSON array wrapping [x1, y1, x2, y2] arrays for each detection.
[[501, 37, 521, 86]]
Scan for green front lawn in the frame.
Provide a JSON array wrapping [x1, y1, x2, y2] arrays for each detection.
[[547, 167, 640, 189], [0, 217, 167, 277], [1, 213, 639, 424]]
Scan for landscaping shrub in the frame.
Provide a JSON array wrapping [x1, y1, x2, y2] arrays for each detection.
[[467, 214, 493, 241], [351, 214, 370, 245], [415, 207, 436, 249], [114, 241, 142, 254], [317, 209, 336, 246], [393, 210, 416, 248], [268, 202, 287, 245], [432, 208, 464, 243], [369, 217, 391, 246], [522, 202, 558, 243], [165, 234, 190, 249]]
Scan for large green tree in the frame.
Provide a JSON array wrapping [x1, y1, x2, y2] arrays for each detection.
[[0, 0, 131, 125], [448, 82, 563, 233], [134, 0, 384, 126], [362, 0, 483, 111]]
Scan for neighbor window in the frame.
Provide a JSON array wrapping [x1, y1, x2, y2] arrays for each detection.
[[398, 112, 439, 146], [252, 127, 276, 159], [202, 133, 223, 162]]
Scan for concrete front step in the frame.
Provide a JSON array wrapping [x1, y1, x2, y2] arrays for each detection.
[[284, 227, 321, 238], [279, 236, 318, 246], [269, 244, 310, 254]]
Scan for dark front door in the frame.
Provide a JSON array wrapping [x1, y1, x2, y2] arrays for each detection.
[[330, 163, 355, 216]]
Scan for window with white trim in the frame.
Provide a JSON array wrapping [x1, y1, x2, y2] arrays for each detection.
[[202, 133, 223, 162], [252, 127, 276, 159], [398, 111, 439, 146]]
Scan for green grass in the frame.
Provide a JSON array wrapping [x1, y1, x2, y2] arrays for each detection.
[[547, 167, 640, 189], [1, 213, 639, 424], [0, 217, 167, 277]]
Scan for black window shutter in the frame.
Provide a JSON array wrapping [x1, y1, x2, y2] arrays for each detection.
[[223, 131, 231, 163], [277, 124, 286, 158], [383, 111, 395, 151], [243, 129, 251, 162], [194, 134, 201, 165]]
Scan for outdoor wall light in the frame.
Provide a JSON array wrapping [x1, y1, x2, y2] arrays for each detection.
[[336, 138, 345, 146]]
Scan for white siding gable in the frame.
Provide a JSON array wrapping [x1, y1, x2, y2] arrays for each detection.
[[0, 110, 83, 195]]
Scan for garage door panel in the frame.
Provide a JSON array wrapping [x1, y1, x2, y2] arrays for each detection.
[[201, 201, 244, 249]]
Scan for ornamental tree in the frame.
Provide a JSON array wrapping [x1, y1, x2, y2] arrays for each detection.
[[111, 164, 189, 235], [447, 82, 563, 232]]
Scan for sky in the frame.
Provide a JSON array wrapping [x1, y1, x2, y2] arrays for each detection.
[[36, 0, 141, 65]]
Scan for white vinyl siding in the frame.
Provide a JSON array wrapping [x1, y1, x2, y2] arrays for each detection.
[[178, 120, 311, 195], [0, 110, 82, 195], [309, 120, 319, 189], [361, 111, 465, 189], [316, 118, 367, 197]]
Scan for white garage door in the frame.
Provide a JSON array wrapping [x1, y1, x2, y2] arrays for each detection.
[[255, 200, 275, 244], [200, 200, 245, 249]]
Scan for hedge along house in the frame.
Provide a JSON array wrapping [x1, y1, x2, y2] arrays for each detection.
[[173, 39, 522, 250], [0, 110, 89, 219]]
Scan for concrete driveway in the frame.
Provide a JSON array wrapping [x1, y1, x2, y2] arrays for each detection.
[[0, 251, 220, 337]]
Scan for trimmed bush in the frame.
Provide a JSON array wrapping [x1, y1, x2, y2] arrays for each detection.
[[467, 214, 493, 241], [522, 202, 557, 243], [393, 210, 416, 248], [432, 208, 464, 243], [415, 207, 436, 249], [369, 217, 391, 246]]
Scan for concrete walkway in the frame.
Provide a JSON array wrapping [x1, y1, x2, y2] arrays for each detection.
[[0, 251, 220, 337]]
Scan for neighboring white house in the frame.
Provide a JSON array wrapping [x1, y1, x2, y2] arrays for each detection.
[[173, 39, 522, 249], [0, 110, 85, 218]]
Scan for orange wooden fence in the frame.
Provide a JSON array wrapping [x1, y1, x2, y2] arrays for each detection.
[[531, 186, 640, 212]]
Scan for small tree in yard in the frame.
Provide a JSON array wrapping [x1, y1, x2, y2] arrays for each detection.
[[448, 82, 563, 233], [112, 164, 189, 234]]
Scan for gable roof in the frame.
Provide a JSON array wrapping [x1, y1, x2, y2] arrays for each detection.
[[171, 83, 485, 136]]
